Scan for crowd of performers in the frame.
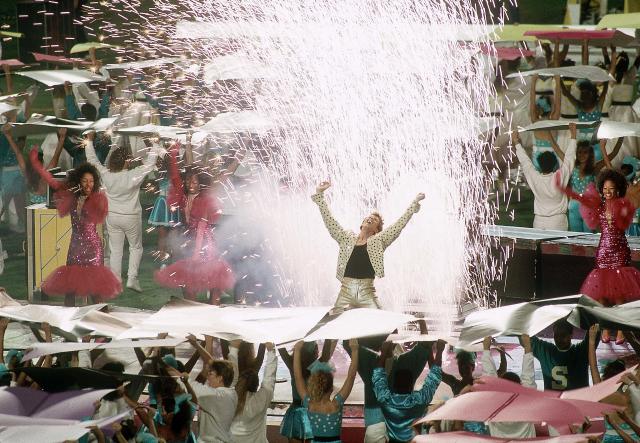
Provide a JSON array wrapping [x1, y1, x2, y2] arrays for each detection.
[[495, 47, 640, 344], [1, 316, 639, 442]]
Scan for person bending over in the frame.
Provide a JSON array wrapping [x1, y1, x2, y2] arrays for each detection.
[[312, 181, 424, 312]]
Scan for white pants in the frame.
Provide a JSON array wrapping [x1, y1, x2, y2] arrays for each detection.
[[533, 213, 567, 231], [106, 213, 143, 282], [364, 422, 388, 443]]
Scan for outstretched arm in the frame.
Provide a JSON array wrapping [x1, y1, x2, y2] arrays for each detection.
[[559, 79, 581, 109], [378, 193, 425, 248], [310, 181, 350, 243], [595, 137, 624, 172], [293, 341, 309, 399], [29, 148, 62, 191], [45, 128, 67, 170], [588, 324, 601, 384], [2, 124, 25, 176], [337, 338, 359, 400]]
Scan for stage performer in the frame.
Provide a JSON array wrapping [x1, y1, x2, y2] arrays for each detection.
[[312, 181, 424, 312], [85, 132, 158, 293], [558, 168, 640, 344], [154, 143, 236, 304], [29, 148, 121, 306]]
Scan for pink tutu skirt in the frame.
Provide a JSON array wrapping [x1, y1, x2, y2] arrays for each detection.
[[155, 258, 235, 293], [41, 265, 122, 300], [580, 266, 640, 305]]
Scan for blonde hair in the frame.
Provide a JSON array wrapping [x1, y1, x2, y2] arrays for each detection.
[[307, 371, 334, 401]]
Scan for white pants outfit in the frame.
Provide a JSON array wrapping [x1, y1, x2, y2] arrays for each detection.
[[106, 213, 143, 282], [532, 213, 568, 231]]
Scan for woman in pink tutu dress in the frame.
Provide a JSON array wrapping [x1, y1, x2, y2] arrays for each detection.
[[154, 144, 235, 304], [29, 148, 122, 306], [560, 168, 640, 344]]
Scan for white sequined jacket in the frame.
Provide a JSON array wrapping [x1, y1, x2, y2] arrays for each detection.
[[311, 192, 420, 280]]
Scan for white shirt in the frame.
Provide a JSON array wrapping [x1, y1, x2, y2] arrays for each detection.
[[482, 350, 536, 439], [85, 140, 157, 215], [515, 139, 576, 218], [230, 349, 278, 443], [191, 348, 239, 443]]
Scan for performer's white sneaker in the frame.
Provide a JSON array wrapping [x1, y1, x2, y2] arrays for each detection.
[[126, 278, 143, 293]]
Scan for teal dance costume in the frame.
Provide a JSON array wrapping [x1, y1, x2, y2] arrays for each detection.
[[568, 168, 595, 232], [303, 393, 345, 443], [577, 107, 603, 161], [148, 176, 181, 227], [280, 378, 313, 440]]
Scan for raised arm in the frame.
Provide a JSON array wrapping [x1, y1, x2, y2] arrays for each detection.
[[519, 334, 536, 388], [187, 334, 214, 384], [293, 341, 309, 399], [481, 336, 498, 377], [337, 338, 359, 400], [2, 124, 25, 175], [588, 324, 602, 384], [250, 343, 278, 413], [320, 339, 337, 362], [215, 148, 246, 186], [595, 137, 624, 172], [84, 132, 108, 175], [29, 148, 62, 190], [417, 340, 445, 404], [0, 318, 8, 364], [530, 74, 540, 123], [559, 79, 581, 109], [378, 193, 424, 248], [64, 81, 81, 120], [278, 347, 293, 372], [558, 123, 577, 184], [599, 81, 609, 110], [45, 128, 67, 170], [550, 76, 562, 120], [310, 181, 350, 243], [3, 65, 12, 94]]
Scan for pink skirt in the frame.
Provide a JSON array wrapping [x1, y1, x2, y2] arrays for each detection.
[[580, 266, 640, 305], [41, 265, 122, 299], [155, 257, 235, 293]]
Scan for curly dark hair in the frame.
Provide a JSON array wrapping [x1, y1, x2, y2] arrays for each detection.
[[66, 162, 102, 195], [183, 165, 212, 194], [597, 169, 627, 198]]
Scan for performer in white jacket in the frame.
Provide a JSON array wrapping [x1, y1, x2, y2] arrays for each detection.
[[85, 132, 158, 292], [312, 181, 424, 312], [231, 342, 277, 443]]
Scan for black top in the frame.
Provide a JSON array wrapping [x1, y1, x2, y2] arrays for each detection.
[[344, 244, 375, 279]]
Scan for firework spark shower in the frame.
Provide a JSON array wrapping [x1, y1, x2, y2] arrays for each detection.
[[89, 0, 506, 331]]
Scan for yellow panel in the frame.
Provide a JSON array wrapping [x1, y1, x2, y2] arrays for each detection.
[[31, 208, 103, 289], [32, 209, 71, 289], [626, 0, 640, 13], [491, 24, 568, 42]]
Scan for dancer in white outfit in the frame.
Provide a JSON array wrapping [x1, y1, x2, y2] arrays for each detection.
[[84, 132, 158, 292]]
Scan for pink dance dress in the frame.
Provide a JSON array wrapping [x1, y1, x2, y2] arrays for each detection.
[[574, 183, 640, 305], [154, 147, 234, 293], [30, 149, 122, 300]]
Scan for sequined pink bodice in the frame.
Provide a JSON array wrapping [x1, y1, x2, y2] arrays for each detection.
[[596, 204, 631, 269], [66, 202, 104, 267]]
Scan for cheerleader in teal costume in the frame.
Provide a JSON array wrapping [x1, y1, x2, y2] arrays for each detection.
[[529, 75, 562, 172], [569, 138, 624, 232], [148, 152, 180, 264], [278, 343, 317, 442], [560, 78, 608, 161]]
